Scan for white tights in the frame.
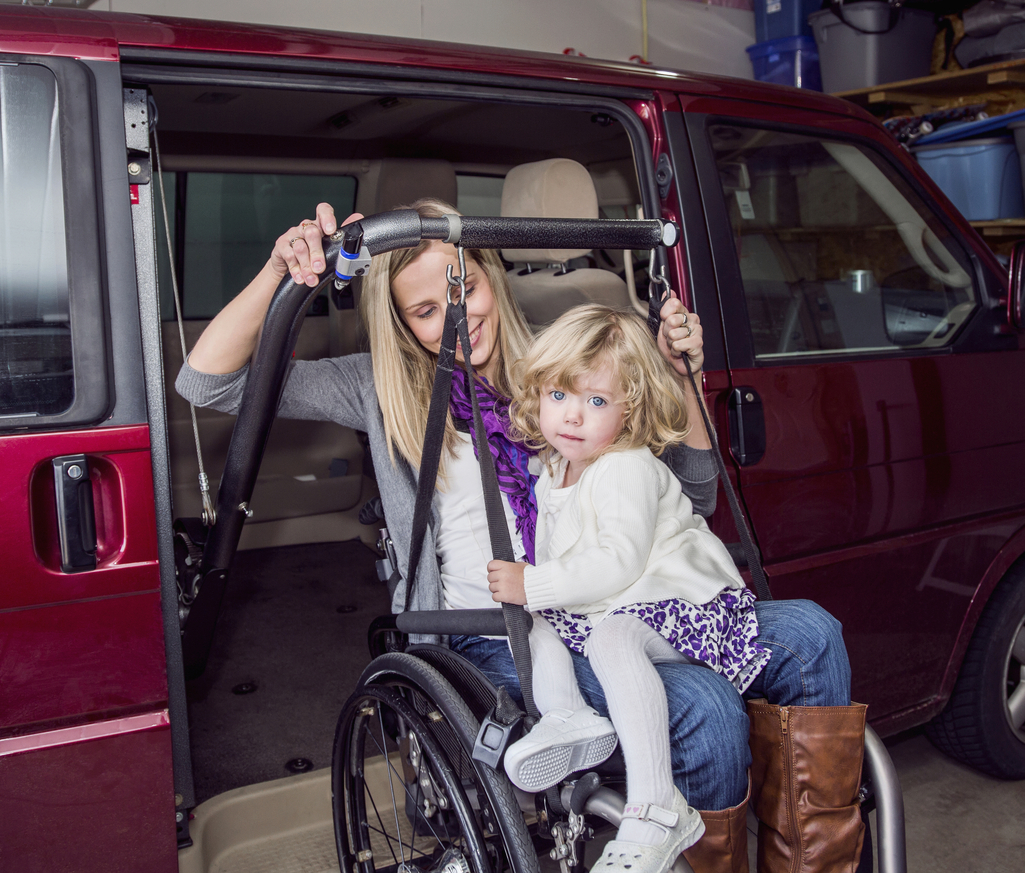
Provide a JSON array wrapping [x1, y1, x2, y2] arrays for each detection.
[[527, 614, 689, 843]]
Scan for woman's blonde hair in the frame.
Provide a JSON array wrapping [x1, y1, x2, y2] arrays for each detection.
[[508, 305, 691, 472], [360, 198, 534, 470]]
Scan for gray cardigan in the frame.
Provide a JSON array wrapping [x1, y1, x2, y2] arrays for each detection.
[[175, 354, 718, 616]]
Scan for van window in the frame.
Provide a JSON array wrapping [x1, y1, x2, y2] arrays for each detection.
[[708, 124, 977, 359], [456, 174, 504, 217], [159, 172, 357, 320], [0, 64, 72, 417]]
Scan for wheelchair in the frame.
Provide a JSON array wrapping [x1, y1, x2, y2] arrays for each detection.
[[182, 210, 909, 873], [329, 611, 908, 873]]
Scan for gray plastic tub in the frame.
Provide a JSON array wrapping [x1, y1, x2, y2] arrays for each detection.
[[809, 2, 936, 93]]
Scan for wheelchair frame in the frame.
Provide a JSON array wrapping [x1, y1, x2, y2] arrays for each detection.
[[332, 621, 907, 873]]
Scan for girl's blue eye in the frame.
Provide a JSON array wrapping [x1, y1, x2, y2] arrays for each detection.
[[589, 396, 607, 408], [416, 307, 437, 320], [551, 390, 565, 401]]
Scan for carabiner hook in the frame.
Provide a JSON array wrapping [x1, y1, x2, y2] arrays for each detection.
[[446, 247, 468, 305], [648, 249, 670, 301]]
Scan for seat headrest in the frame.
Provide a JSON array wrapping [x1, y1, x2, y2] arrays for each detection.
[[374, 159, 458, 213], [501, 158, 598, 263]]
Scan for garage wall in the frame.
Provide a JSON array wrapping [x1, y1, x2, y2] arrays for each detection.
[[102, 0, 757, 80]]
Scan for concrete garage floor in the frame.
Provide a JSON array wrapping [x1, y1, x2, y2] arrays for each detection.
[[877, 729, 1025, 872]]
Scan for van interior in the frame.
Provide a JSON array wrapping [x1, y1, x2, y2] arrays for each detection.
[[133, 65, 652, 872]]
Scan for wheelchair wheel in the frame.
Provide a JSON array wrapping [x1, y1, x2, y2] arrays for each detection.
[[333, 653, 539, 873]]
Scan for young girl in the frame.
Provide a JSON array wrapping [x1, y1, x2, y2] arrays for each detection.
[[487, 305, 772, 873]]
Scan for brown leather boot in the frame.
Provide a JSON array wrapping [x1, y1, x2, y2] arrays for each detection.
[[681, 781, 750, 873], [746, 700, 866, 873]]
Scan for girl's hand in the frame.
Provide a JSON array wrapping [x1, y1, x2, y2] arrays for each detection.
[[657, 296, 704, 377], [487, 560, 527, 605], [271, 204, 364, 287]]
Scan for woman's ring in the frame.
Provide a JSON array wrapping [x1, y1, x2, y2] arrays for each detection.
[[288, 236, 300, 247], [681, 312, 689, 325], [686, 325, 694, 338], [300, 220, 316, 229]]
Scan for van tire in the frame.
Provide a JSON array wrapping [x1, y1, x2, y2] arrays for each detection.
[[926, 561, 1025, 778]]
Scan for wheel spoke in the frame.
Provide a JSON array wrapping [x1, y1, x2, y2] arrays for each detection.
[[375, 708, 408, 868], [362, 702, 452, 853], [1007, 682, 1025, 731], [361, 745, 404, 868], [1012, 625, 1025, 666]]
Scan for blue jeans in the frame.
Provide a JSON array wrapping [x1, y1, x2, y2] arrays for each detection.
[[450, 599, 850, 811]]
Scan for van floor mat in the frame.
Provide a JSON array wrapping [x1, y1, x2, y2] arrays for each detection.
[[185, 539, 390, 804]]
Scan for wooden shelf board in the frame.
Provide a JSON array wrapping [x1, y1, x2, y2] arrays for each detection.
[[836, 58, 1025, 109], [970, 219, 1025, 237]]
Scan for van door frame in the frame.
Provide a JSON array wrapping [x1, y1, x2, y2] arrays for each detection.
[[120, 48, 670, 810]]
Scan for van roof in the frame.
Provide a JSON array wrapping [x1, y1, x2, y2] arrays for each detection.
[[2, 5, 867, 122]]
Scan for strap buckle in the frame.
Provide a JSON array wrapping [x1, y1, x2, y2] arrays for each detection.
[[622, 801, 679, 829]]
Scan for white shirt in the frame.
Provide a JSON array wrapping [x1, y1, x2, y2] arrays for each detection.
[[536, 475, 577, 562], [435, 432, 526, 611], [524, 448, 745, 620]]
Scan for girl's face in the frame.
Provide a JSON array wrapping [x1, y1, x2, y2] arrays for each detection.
[[390, 241, 501, 382], [539, 365, 626, 479]]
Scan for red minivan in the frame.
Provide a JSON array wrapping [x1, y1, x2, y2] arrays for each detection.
[[1, 6, 1023, 871]]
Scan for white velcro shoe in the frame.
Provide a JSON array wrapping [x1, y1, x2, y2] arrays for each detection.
[[595, 789, 705, 873], [502, 707, 618, 792]]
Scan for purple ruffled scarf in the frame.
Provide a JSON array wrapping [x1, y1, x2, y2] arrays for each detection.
[[449, 367, 538, 563]]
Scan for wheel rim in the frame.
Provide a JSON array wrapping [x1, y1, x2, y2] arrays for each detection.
[[1003, 615, 1025, 741], [341, 686, 490, 873]]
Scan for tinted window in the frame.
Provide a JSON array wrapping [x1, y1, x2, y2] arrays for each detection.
[[161, 172, 357, 320], [456, 173, 504, 217], [709, 124, 977, 359], [0, 64, 72, 417]]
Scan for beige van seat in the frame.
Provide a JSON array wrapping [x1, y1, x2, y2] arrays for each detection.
[[501, 158, 632, 328]]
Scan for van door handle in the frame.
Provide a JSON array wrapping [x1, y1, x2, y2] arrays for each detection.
[[727, 387, 766, 467], [52, 454, 97, 573]]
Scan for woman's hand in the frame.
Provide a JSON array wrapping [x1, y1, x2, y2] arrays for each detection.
[[487, 560, 527, 605], [657, 296, 704, 377], [271, 203, 364, 287], [187, 204, 362, 374]]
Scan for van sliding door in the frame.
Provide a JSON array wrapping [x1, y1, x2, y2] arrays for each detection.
[[0, 56, 179, 870]]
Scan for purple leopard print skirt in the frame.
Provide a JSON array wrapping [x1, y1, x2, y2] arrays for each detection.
[[539, 587, 771, 693]]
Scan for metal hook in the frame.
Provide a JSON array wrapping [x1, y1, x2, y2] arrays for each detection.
[[446, 246, 468, 305], [648, 248, 672, 303], [647, 248, 668, 287]]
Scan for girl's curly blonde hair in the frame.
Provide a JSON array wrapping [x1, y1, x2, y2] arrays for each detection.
[[508, 304, 691, 472]]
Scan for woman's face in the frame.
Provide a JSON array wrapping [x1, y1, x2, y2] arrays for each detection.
[[391, 241, 502, 381]]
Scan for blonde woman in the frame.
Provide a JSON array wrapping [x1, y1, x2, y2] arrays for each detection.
[[489, 306, 770, 873], [177, 200, 859, 873]]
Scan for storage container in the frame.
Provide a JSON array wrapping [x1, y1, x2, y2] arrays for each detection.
[[809, 2, 936, 93], [755, 0, 823, 42], [746, 35, 823, 90], [913, 137, 1025, 221], [1007, 120, 1025, 211]]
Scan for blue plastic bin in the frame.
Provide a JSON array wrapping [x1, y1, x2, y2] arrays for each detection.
[[913, 137, 1025, 221], [747, 35, 822, 91], [755, 0, 822, 42]]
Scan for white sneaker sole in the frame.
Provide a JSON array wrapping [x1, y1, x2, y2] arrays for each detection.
[[506, 731, 618, 792]]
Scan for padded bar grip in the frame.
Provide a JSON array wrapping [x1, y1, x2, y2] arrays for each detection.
[[455, 216, 675, 251], [395, 609, 532, 637], [337, 212, 676, 258], [345, 209, 426, 254]]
